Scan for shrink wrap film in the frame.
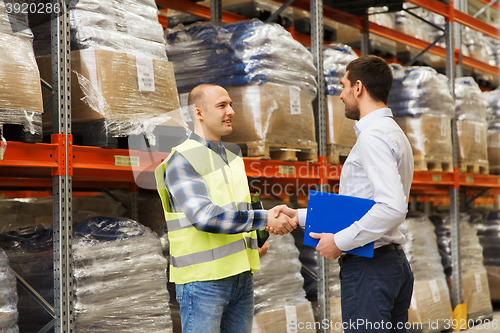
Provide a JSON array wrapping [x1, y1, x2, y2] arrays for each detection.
[[0, 249, 18, 333], [389, 65, 455, 168], [0, 0, 43, 141], [473, 211, 500, 301], [253, 234, 315, 332], [221, 83, 316, 149], [73, 217, 172, 332], [399, 214, 453, 333], [484, 88, 500, 173], [37, 49, 185, 144], [430, 213, 493, 322], [165, 20, 317, 95]]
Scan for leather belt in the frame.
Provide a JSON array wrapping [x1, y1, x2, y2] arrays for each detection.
[[338, 244, 403, 266]]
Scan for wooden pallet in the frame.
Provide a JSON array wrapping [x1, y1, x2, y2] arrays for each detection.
[[240, 142, 318, 162], [459, 160, 489, 175], [326, 144, 352, 165], [414, 156, 453, 172]]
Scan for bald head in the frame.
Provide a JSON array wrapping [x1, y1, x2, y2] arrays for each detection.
[[188, 83, 224, 111]]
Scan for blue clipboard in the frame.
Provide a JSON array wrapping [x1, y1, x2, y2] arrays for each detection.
[[304, 190, 375, 258]]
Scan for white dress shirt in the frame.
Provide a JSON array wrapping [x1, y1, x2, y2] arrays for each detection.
[[299, 108, 413, 251]]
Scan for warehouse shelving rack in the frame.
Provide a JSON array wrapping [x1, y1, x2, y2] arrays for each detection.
[[0, 0, 499, 332]]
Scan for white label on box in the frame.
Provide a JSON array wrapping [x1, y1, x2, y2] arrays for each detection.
[[475, 272, 482, 293], [285, 305, 298, 333], [0, 146, 4, 160], [475, 123, 481, 143], [429, 279, 441, 303], [179, 93, 192, 123], [441, 117, 447, 137], [289, 86, 301, 115], [114, 155, 140, 167], [136, 56, 155, 92]]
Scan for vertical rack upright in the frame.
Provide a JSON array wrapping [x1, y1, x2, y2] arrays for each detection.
[[50, 0, 74, 331]]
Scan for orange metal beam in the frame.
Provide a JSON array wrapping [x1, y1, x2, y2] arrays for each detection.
[[155, 0, 246, 22], [407, 0, 500, 39], [0, 142, 58, 168]]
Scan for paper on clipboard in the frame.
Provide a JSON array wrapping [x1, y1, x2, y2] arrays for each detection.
[[304, 190, 375, 258]]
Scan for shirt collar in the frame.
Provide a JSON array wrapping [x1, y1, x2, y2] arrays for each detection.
[[354, 108, 393, 137], [188, 131, 226, 154]]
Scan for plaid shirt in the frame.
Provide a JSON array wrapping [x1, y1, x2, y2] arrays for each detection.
[[163, 132, 268, 234]]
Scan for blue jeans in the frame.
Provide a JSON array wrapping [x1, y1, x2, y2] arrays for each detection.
[[175, 271, 254, 333], [340, 249, 414, 333]]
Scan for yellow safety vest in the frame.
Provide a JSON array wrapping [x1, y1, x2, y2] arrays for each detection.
[[155, 139, 260, 284]]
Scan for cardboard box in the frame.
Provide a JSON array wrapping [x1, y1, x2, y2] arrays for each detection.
[[37, 49, 182, 126], [408, 278, 453, 333], [486, 266, 500, 301], [253, 302, 316, 333], [326, 95, 356, 147], [461, 268, 493, 321], [0, 33, 43, 114], [223, 83, 316, 149], [457, 119, 488, 165], [395, 114, 453, 161]]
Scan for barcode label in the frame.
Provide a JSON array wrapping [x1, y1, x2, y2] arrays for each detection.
[[285, 305, 298, 333], [475, 272, 482, 293], [289, 86, 301, 115], [136, 56, 155, 92], [429, 279, 441, 303]]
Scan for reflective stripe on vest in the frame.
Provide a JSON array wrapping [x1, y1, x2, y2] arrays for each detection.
[[166, 202, 252, 232], [170, 237, 259, 268]]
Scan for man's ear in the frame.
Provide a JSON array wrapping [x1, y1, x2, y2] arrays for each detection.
[[354, 80, 363, 97], [194, 106, 203, 120]]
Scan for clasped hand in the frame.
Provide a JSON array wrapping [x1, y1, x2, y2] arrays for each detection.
[[265, 205, 298, 236]]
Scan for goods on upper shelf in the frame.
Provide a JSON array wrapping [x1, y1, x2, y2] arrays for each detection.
[[323, 44, 358, 164], [167, 20, 317, 161], [429, 213, 493, 323], [388, 65, 455, 172], [484, 87, 500, 174], [473, 211, 500, 302], [0, 248, 19, 333], [253, 234, 316, 333], [399, 213, 453, 333], [0, 0, 44, 143], [455, 77, 489, 174], [30, 0, 184, 147], [73, 217, 172, 332]]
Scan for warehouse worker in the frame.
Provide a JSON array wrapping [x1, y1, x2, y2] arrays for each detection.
[[274, 55, 414, 332], [155, 83, 298, 333]]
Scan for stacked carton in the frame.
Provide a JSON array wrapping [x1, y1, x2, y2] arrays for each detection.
[[253, 234, 316, 333], [0, 0, 43, 141], [400, 213, 453, 333], [455, 77, 489, 174], [388, 65, 455, 172]]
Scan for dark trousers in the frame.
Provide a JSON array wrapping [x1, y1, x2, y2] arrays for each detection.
[[339, 249, 414, 333]]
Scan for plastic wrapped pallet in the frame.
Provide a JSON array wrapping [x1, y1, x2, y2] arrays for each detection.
[[429, 213, 493, 322], [484, 88, 500, 174], [222, 83, 317, 160], [367, 7, 397, 57], [388, 65, 455, 172], [73, 217, 172, 332], [399, 213, 453, 333], [0, 224, 54, 333], [462, 28, 499, 87], [323, 44, 358, 164], [0, 248, 19, 333], [166, 20, 317, 95], [32, 0, 184, 144], [455, 77, 489, 174], [0, 0, 43, 142], [472, 211, 500, 301], [253, 234, 316, 333]]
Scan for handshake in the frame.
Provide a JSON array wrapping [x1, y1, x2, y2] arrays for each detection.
[[265, 205, 299, 235]]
